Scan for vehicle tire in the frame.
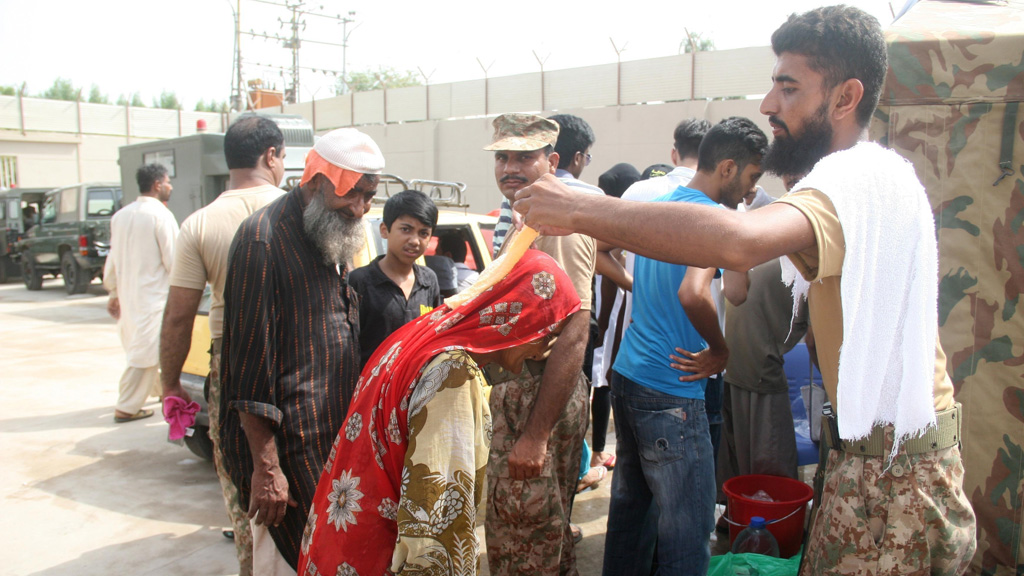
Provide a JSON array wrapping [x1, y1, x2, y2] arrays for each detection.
[[184, 425, 215, 461], [62, 252, 90, 295], [21, 253, 43, 291]]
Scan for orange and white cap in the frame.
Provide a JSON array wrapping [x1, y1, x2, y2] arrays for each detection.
[[300, 128, 385, 196]]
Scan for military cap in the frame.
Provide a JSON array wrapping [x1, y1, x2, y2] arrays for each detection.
[[483, 113, 560, 151]]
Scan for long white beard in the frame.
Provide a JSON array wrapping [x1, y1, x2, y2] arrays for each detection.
[[302, 192, 366, 266]]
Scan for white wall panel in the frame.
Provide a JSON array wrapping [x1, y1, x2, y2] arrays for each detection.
[[23, 98, 78, 133], [387, 85, 427, 123], [695, 47, 774, 99], [289, 102, 315, 124], [427, 84, 451, 120], [488, 73, 542, 115], [131, 108, 180, 139], [353, 90, 385, 125], [81, 103, 128, 136], [0, 96, 20, 130], [546, 64, 617, 111], [620, 55, 693, 104], [450, 80, 485, 118], [314, 94, 352, 130]]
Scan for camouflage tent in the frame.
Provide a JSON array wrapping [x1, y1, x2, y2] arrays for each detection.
[[871, 1, 1024, 574]]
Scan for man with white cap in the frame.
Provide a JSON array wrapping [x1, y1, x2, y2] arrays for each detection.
[[219, 127, 384, 573]]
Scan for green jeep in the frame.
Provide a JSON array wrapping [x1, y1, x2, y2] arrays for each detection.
[[15, 182, 122, 294]]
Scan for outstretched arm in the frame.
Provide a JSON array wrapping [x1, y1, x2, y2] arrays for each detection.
[[514, 174, 815, 271]]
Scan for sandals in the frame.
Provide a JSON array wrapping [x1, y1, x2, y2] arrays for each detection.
[[114, 408, 154, 423], [593, 453, 616, 470], [576, 465, 607, 493]]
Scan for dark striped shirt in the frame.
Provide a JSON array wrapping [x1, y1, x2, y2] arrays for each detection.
[[219, 188, 359, 568]]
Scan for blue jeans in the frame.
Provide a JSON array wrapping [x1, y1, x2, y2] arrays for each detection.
[[603, 371, 715, 576], [704, 374, 723, 474]]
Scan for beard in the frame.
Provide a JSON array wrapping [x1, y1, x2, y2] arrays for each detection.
[[302, 192, 366, 266], [763, 102, 834, 179]]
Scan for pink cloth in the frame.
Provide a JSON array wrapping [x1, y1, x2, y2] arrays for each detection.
[[163, 396, 201, 440]]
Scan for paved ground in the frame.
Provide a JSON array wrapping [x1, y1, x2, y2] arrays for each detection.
[[0, 276, 752, 576], [0, 277, 632, 576]]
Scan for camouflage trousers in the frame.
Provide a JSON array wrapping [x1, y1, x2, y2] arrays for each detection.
[[485, 363, 589, 576], [800, 429, 976, 576], [210, 340, 254, 576]]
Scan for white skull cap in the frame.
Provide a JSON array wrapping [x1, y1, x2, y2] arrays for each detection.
[[313, 128, 385, 174]]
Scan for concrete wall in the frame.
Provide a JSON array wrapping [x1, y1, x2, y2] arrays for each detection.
[[0, 46, 780, 203], [354, 98, 784, 212]]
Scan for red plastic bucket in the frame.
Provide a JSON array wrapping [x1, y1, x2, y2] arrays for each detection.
[[722, 474, 813, 558]]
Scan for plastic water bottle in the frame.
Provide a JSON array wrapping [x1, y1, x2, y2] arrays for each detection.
[[731, 516, 780, 557]]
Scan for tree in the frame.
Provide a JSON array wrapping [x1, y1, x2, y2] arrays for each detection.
[[42, 77, 79, 101], [195, 99, 229, 113], [337, 66, 421, 93], [87, 85, 109, 104], [117, 93, 146, 107], [0, 85, 16, 96], [153, 90, 181, 110], [681, 31, 716, 53]]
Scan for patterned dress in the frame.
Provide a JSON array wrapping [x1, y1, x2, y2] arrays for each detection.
[[298, 249, 582, 576]]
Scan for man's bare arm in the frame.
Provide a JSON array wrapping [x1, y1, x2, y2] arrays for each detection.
[[238, 412, 297, 526], [507, 309, 590, 480], [595, 240, 632, 292], [514, 174, 815, 271], [669, 266, 728, 381], [159, 286, 204, 401], [723, 269, 750, 306]]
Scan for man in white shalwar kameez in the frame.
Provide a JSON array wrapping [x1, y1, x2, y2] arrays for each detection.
[[104, 163, 178, 422]]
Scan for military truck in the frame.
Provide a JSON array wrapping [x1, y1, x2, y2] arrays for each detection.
[[117, 113, 313, 224], [14, 183, 122, 293], [0, 187, 49, 283], [872, 1, 1024, 573]]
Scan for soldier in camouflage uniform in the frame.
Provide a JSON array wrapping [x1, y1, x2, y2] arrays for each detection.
[[512, 6, 977, 575], [483, 113, 596, 575]]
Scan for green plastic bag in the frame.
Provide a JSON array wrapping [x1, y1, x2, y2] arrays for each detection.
[[707, 552, 802, 576]]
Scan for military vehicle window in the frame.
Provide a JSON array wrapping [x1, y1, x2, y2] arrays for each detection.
[[58, 187, 80, 222], [0, 201, 5, 221], [42, 194, 58, 224], [87, 188, 117, 217]]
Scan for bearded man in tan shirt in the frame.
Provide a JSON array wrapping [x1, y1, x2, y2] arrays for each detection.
[[513, 6, 975, 575]]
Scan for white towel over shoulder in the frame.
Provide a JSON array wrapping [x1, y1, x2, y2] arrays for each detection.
[[780, 141, 938, 452]]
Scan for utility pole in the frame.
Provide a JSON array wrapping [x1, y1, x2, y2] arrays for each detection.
[[339, 11, 357, 94], [244, 0, 353, 104]]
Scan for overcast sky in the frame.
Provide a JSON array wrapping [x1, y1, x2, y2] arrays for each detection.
[[1, 0, 899, 109]]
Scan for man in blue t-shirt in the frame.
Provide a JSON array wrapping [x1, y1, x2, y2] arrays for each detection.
[[604, 117, 767, 576]]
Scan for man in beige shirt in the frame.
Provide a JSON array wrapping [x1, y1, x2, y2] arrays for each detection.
[[160, 115, 286, 576], [512, 6, 973, 576]]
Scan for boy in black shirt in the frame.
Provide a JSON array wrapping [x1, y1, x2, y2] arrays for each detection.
[[349, 190, 442, 368]]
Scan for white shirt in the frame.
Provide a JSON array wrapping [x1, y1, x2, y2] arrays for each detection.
[[104, 196, 178, 367]]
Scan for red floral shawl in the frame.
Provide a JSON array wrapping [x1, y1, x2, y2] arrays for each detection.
[[298, 249, 581, 576]]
